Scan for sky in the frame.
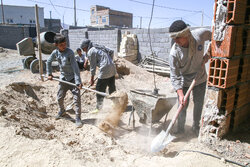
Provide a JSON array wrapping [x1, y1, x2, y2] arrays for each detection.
[[2, 0, 215, 28]]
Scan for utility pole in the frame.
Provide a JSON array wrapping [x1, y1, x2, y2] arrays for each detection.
[[63, 15, 64, 27], [35, 4, 44, 81], [201, 9, 204, 26], [49, 11, 52, 31], [1, 0, 5, 24], [140, 16, 142, 29], [74, 0, 77, 26]]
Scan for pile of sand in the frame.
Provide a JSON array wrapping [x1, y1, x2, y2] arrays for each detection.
[[0, 49, 249, 167]]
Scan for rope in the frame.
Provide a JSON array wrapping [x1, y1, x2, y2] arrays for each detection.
[[176, 150, 247, 167], [147, 0, 158, 94]]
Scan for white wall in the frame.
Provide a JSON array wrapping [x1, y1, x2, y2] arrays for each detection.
[[0, 5, 44, 27]]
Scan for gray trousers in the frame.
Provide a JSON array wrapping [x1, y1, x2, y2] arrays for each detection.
[[177, 82, 206, 131], [57, 81, 81, 117]]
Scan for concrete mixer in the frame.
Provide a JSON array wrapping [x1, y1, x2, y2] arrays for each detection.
[[16, 31, 57, 73]]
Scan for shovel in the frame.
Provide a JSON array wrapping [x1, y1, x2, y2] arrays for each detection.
[[43, 75, 107, 97], [150, 78, 196, 153], [66, 78, 98, 110]]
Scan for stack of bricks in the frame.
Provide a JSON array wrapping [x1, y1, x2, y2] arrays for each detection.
[[204, 0, 250, 137]]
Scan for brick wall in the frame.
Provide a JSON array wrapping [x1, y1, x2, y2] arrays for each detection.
[[201, 0, 250, 139]]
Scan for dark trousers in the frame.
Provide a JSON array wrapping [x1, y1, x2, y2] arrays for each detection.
[[77, 62, 84, 70], [177, 82, 206, 131], [96, 76, 116, 109], [57, 79, 81, 117]]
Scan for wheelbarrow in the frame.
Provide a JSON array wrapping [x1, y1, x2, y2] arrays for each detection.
[[129, 89, 177, 129]]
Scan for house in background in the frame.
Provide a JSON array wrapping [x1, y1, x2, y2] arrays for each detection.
[[0, 5, 44, 27], [90, 5, 133, 28]]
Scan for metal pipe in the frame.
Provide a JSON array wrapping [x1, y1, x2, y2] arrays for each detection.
[[1, 0, 5, 24]]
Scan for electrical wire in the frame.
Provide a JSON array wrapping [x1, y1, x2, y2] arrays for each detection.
[[204, 12, 213, 20], [128, 0, 202, 13], [128, 0, 212, 21], [26, 0, 89, 12], [182, 18, 199, 27], [147, 0, 157, 93], [26, 0, 212, 27], [175, 150, 247, 167], [48, 0, 61, 17]]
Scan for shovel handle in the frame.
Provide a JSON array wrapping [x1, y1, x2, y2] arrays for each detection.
[[43, 75, 107, 97], [165, 78, 196, 134], [81, 77, 98, 95]]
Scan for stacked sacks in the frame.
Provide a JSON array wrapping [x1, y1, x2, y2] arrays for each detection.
[[118, 31, 138, 64]]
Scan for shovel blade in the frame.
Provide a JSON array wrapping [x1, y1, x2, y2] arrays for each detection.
[[163, 133, 175, 147], [150, 131, 176, 153]]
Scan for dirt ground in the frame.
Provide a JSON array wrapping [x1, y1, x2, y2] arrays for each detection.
[[0, 48, 249, 167]]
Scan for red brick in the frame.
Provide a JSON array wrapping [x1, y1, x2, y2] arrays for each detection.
[[242, 27, 250, 55], [222, 88, 236, 112], [248, 59, 250, 81], [226, 0, 247, 24], [208, 58, 240, 88], [235, 82, 249, 109], [213, 0, 247, 25], [248, 82, 250, 103], [233, 104, 250, 131], [245, 6, 250, 24], [237, 57, 250, 82], [206, 87, 236, 114], [211, 26, 243, 58]]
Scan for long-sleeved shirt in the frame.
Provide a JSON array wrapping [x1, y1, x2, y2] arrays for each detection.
[[75, 53, 86, 63], [169, 28, 211, 90], [87, 47, 116, 79], [47, 48, 82, 85]]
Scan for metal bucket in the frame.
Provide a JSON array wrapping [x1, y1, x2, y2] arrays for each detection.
[[130, 89, 177, 124]]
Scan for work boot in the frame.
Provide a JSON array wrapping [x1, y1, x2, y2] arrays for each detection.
[[75, 115, 83, 128], [55, 110, 66, 120]]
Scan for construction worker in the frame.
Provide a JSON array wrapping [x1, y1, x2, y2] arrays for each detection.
[[47, 34, 83, 128], [168, 20, 211, 136], [75, 48, 88, 70], [80, 38, 116, 113]]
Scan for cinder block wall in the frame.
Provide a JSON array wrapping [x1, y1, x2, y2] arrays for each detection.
[[69, 29, 120, 53], [88, 29, 120, 53], [121, 28, 172, 61], [68, 27, 209, 62], [0, 25, 29, 49], [68, 29, 88, 51], [69, 28, 172, 61]]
